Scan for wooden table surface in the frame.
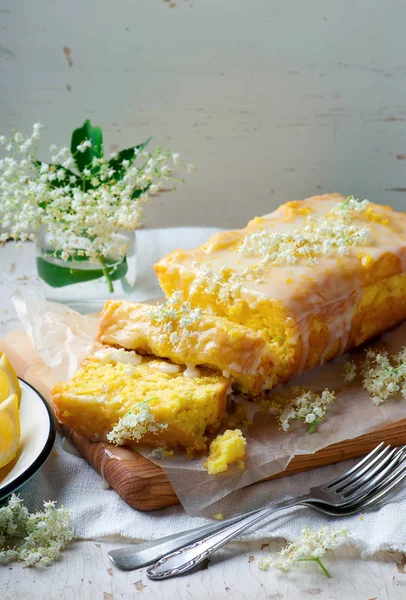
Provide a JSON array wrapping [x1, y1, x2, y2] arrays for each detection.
[[1, 243, 406, 599]]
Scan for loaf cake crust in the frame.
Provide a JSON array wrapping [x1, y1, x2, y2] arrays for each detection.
[[96, 299, 276, 395], [155, 194, 406, 387]]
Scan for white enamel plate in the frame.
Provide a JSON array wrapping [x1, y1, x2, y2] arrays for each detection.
[[0, 379, 55, 501]]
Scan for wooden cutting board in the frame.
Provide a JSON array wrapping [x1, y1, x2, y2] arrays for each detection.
[[2, 330, 406, 512]]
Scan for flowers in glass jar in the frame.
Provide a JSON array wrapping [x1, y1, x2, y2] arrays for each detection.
[[0, 120, 192, 290]]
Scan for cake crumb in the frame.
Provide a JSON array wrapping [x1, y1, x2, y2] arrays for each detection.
[[205, 429, 247, 475]]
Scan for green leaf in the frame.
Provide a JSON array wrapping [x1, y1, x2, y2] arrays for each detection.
[[131, 182, 151, 199], [70, 120, 103, 175], [106, 137, 151, 182], [36, 256, 128, 288]]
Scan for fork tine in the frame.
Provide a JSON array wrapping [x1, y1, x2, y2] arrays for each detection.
[[326, 442, 390, 490], [319, 463, 406, 517], [357, 462, 406, 510], [367, 457, 406, 496], [340, 447, 406, 505], [333, 446, 401, 494]]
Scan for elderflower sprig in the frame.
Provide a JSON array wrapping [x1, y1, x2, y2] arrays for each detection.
[[0, 120, 191, 291], [362, 347, 406, 405], [337, 195, 370, 215], [238, 203, 372, 268], [147, 291, 204, 344], [343, 360, 357, 383], [0, 494, 73, 567], [270, 388, 335, 434], [107, 396, 168, 445], [258, 526, 349, 578]]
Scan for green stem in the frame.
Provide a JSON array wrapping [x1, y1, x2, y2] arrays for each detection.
[[98, 254, 114, 293], [296, 558, 331, 578], [339, 196, 351, 211], [313, 557, 331, 578], [307, 420, 318, 434]]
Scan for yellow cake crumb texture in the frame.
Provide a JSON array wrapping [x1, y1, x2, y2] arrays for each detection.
[[205, 429, 247, 475], [51, 194, 406, 462], [52, 352, 228, 451], [96, 298, 277, 396]]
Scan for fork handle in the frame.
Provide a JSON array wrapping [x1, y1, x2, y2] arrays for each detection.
[[109, 496, 303, 570], [146, 495, 307, 580], [108, 508, 265, 570]]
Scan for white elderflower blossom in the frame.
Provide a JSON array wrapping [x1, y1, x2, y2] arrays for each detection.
[[0, 494, 73, 567], [147, 292, 203, 344], [258, 526, 349, 578], [343, 360, 357, 382], [32, 122, 43, 139], [335, 195, 370, 216], [0, 124, 190, 280], [76, 139, 92, 152], [107, 397, 167, 445], [273, 388, 335, 434], [361, 347, 406, 405], [238, 210, 372, 267], [188, 197, 373, 298]]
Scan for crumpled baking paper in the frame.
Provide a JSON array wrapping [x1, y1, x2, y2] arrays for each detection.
[[13, 292, 406, 515]]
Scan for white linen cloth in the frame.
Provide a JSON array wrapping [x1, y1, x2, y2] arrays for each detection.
[[2, 228, 406, 556]]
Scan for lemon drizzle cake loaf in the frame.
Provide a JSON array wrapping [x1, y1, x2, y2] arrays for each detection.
[[96, 298, 277, 395], [52, 348, 229, 451], [155, 194, 406, 387]]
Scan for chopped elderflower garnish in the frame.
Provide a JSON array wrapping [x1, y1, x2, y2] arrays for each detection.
[[275, 388, 335, 434], [147, 292, 204, 342], [149, 447, 165, 460], [238, 201, 372, 267], [0, 494, 73, 567], [362, 347, 406, 405], [343, 360, 357, 382], [107, 396, 168, 445], [258, 526, 349, 578], [149, 446, 174, 460]]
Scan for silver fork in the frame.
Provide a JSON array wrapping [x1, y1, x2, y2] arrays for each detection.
[[109, 442, 406, 571], [145, 443, 406, 579]]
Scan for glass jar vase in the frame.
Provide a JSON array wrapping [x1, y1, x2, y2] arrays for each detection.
[[35, 227, 137, 313]]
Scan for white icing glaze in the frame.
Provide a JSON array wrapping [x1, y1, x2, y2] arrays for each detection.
[[222, 369, 231, 378], [183, 363, 201, 378], [165, 195, 406, 377], [154, 362, 181, 374], [94, 347, 142, 366]]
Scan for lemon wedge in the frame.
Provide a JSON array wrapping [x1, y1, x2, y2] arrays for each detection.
[[0, 351, 22, 406], [0, 394, 20, 469], [0, 352, 21, 470]]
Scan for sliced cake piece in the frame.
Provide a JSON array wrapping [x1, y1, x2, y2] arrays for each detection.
[[52, 348, 228, 451], [155, 194, 406, 387], [96, 298, 277, 395]]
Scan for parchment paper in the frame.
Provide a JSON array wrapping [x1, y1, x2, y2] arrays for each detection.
[[13, 292, 406, 515]]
